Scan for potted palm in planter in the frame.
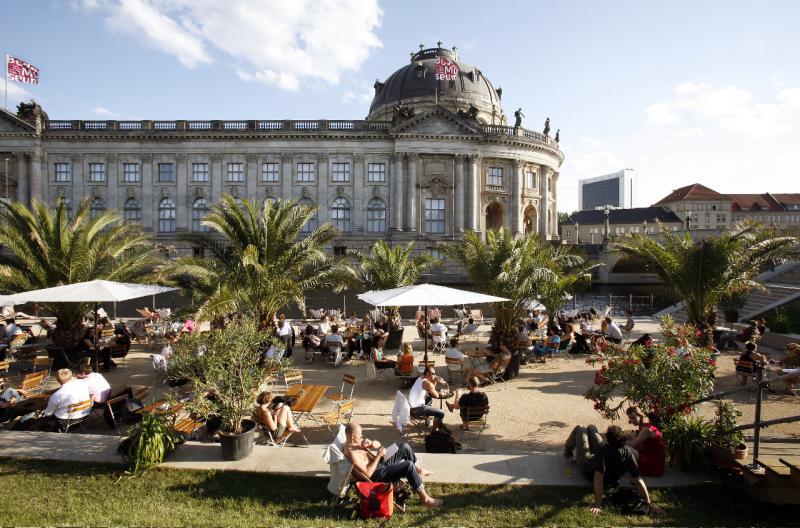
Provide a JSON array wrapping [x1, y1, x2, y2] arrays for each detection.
[[709, 400, 745, 464], [168, 321, 283, 461], [718, 289, 749, 325]]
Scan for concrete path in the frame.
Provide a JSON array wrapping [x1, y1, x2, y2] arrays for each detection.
[[0, 430, 715, 487]]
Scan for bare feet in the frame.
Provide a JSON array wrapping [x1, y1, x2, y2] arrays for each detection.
[[288, 426, 301, 433], [417, 465, 433, 477], [422, 497, 443, 508]]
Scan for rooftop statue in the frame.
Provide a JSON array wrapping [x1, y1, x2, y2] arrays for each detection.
[[543, 117, 551, 136], [457, 104, 480, 122], [514, 108, 525, 128]]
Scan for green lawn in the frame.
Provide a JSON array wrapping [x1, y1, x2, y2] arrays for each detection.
[[0, 458, 796, 527]]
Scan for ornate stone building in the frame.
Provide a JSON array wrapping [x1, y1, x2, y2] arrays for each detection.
[[0, 46, 563, 279]]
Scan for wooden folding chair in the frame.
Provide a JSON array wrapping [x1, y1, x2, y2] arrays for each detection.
[[174, 416, 206, 440], [417, 360, 435, 375], [320, 399, 356, 433], [460, 405, 490, 449], [327, 374, 356, 404], [0, 360, 10, 376], [103, 394, 129, 433], [283, 369, 304, 393], [60, 399, 94, 433], [30, 357, 53, 377], [16, 371, 47, 397], [445, 357, 465, 385], [254, 414, 295, 446]]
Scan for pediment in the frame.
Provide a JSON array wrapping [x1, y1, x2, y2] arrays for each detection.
[[390, 107, 483, 136], [0, 109, 35, 132]]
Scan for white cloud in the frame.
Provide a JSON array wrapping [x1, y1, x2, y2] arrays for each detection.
[[4, 83, 36, 107], [78, 0, 383, 90], [675, 126, 703, 139], [340, 81, 373, 105], [92, 106, 120, 117], [645, 102, 679, 125], [674, 81, 709, 95]]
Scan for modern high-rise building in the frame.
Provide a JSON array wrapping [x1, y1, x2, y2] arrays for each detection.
[[578, 169, 635, 211]]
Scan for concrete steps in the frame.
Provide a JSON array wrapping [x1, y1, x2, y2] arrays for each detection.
[[733, 442, 800, 505]]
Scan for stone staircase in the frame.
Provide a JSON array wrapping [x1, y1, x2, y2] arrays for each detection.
[[733, 441, 800, 505], [656, 263, 800, 323]]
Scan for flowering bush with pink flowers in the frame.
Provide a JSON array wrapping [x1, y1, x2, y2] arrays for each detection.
[[585, 317, 716, 425]]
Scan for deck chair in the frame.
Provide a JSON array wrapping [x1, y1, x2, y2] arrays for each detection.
[[459, 405, 490, 449], [254, 414, 294, 446], [283, 369, 304, 393], [550, 338, 573, 360], [174, 416, 206, 440], [29, 357, 53, 377], [60, 399, 94, 433], [327, 374, 356, 404], [17, 370, 47, 397], [446, 357, 465, 385], [430, 331, 448, 355], [320, 399, 356, 433]]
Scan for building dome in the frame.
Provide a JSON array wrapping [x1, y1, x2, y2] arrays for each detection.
[[367, 45, 506, 125]]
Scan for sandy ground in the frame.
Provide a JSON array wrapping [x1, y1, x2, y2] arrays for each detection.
[[24, 317, 800, 452]]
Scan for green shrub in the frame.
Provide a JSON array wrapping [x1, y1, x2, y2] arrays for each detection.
[[664, 414, 713, 471]]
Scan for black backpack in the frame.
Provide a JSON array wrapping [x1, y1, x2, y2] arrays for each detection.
[[604, 487, 650, 515], [425, 429, 460, 453]]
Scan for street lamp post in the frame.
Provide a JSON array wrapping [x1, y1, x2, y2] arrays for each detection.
[[642, 219, 648, 235], [685, 211, 692, 231], [603, 207, 610, 241], [575, 221, 580, 244]]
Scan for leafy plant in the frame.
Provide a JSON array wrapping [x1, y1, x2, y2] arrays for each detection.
[[0, 198, 160, 354], [124, 413, 182, 473], [709, 400, 744, 452], [336, 240, 439, 291], [614, 221, 798, 325], [167, 321, 279, 434], [767, 307, 793, 334], [442, 228, 596, 346], [664, 414, 713, 471], [585, 320, 715, 425], [158, 196, 351, 326]]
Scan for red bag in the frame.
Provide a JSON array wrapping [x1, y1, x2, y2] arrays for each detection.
[[356, 482, 394, 519]]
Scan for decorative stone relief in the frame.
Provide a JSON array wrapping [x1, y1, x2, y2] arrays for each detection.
[[127, 187, 136, 198], [141, 153, 153, 163], [372, 186, 382, 198], [336, 186, 345, 197], [210, 153, 223, 162]]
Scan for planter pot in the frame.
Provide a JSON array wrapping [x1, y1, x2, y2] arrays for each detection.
[[734, 443, 748, 460], [219, 419, 257, 461], [724, 310, 740, 324], [709, 444, 735, 466]]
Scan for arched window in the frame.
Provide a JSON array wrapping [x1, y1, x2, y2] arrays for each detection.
[[299, 197, 317, 234], [331, 197, 351, 232], [367, 198, 387, 233], [158, 198, 176, 233], [89, 197, 106, 219], [123, 197, 141, 222], [192, 197, 210, 232]]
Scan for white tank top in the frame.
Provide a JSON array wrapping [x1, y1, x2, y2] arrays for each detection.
[[408, 377, 426, 408]]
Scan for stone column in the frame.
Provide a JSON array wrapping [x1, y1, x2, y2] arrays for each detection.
[[467, 154, 481, 232], [391, 153, 404, 232], [107, 154, 119, 210], [352, 154, 365, 232], [511, 159, 522, 234], [281, 153, 293, 200], [141, 153, 153, 232], [405, 153, 417, 232], [30, 151, 44, 206], [246, 154, 258, 203], [14, 153, 28, 204], [70, 154, 83, 208], [317, 154, 329, 223], [539, 169, 550, 239], [175, 153, 188, 230], [210, 153, 223, 204], [454, 154, 465, 233]]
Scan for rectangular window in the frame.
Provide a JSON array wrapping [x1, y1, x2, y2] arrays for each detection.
[[261, 162, 279, 182], [367, 163, 386, 182], [122, 163, 140, 183], [192, 162, 209, 182], [158, 163, 175, 182], [525, 170, 535, 189], [227, 162, 244, 182], [192, 247, 205, 259], [54, 163, 71, 182], [333, 246, 347, 257], [331, 162, 350, 182], [716, 214, 726, 223], [297, 162, 315, 182], [488, 167, 503, 186], [88, 163, 106, 182], [428, 248, 445, 261], [425, 198, 446, 234]]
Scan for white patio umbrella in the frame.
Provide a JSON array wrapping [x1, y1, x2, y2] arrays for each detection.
[[8, 280, 176, 368], [358, 284, 508, 363]]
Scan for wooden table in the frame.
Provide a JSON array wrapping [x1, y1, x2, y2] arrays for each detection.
[[138, 400, 184, 416], [285, 383, 329, 444], [466, 348, 490, 369]]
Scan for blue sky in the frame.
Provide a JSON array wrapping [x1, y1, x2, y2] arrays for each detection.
[[3, 0, 799, 211]]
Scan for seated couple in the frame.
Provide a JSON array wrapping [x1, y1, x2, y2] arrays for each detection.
[[445, 376, 488, 422], [254, 391, 301, 439], [462, 343, 511, 384], [564, 407, 664, 515], [344, 421, 442, 508]]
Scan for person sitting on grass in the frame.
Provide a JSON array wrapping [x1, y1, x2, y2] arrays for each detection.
[[446, 376, 488, 421], [564, 424, 657, 515], [344, 421, 442, 508], [625, 406, 665, 477], [464, 342, 512, 383], [736, 341, 768, 385], [254, 391, 301, 439]]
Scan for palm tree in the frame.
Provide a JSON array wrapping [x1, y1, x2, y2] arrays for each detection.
[[442, 228, 593, 345], [0, 198, 160, 352], [158, 195, 349, 326], [336, 240, 439, 292], [614, 221, 799, 325]]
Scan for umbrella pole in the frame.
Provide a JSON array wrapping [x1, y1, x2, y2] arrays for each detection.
[[423, 305, 429, 365], [93, 302, 100, 371]]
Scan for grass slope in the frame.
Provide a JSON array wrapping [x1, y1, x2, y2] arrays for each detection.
[[0, 458, 797, 527]]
